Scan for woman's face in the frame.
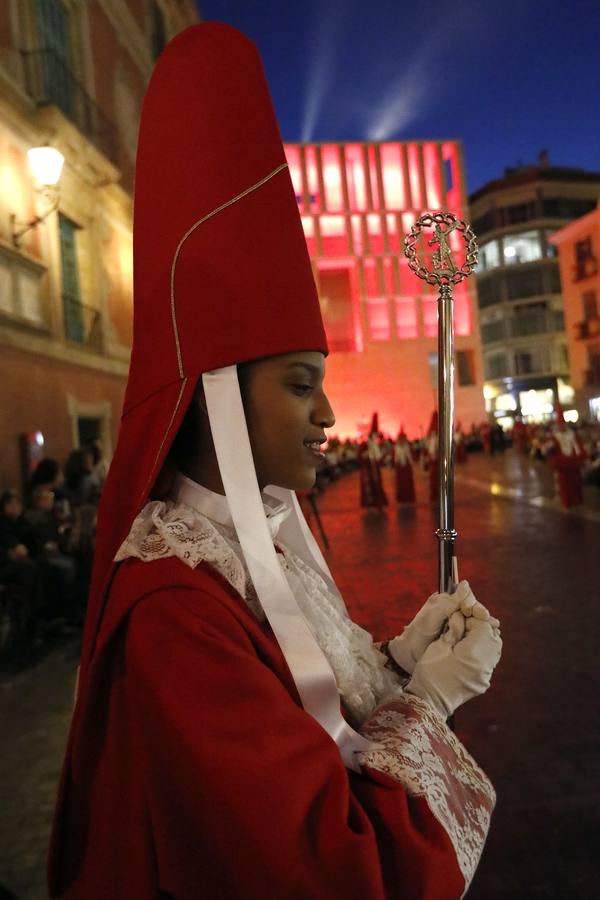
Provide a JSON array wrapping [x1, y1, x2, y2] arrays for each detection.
[[241, 351, 335, 490]]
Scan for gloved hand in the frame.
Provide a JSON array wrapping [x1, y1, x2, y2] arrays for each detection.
[[405, 611, 502, 719], [388, 580, 492, 674]]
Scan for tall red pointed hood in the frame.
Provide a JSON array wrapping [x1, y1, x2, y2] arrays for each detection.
[[369, 412, 379, 436], [428, 410, 438, 435], [81, 23, 327, 670]]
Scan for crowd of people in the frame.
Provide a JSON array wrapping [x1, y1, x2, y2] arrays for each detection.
[[0, 443, 107, 656], [316, 412, 600, 514]]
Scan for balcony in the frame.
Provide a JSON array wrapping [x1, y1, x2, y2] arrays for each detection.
[[575, 317, 600, 340], [481, 310, 565, 344], [20, 49, 117, 165], [510, 310, 564, 337], [63, 295, 103, 353]]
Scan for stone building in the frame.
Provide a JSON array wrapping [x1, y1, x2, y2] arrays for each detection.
[[469, 154, 600, 426], [550, 203, 600, 422], [0, 0, 198, 491]]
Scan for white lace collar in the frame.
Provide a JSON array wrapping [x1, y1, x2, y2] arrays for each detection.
[[170, 472, 291, 538]]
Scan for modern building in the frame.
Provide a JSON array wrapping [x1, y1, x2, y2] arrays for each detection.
[[284, 141, 485, 438], [469, 153, 600, 426], [550, 203, 600, 422], [0, 0, 198, 491]]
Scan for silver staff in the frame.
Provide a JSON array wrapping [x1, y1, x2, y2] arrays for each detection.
[[404, 213, 478, 594]]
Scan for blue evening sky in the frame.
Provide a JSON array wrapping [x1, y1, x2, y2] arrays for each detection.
[[196, 0, 600, 194]]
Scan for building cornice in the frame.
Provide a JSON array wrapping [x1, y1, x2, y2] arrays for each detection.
[[0, 323, 130, 378]]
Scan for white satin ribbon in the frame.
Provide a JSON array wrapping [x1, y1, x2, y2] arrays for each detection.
[[203, 367, 377, 771]]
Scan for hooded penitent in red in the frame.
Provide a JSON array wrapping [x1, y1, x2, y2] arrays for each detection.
[[48, 24, 493, 899]]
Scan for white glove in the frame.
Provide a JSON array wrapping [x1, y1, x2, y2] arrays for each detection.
[[406, 611, 502, 719], [388, 581, 491, 674]]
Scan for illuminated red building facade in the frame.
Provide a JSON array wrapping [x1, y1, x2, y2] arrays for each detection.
[[284, 141, 485, 438]]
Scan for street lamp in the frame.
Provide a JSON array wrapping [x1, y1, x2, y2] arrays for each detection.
[[11, 145, 65, 247]]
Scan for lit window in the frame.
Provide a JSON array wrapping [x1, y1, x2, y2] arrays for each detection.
[[367, 214, 384, 254], [319, 215, 348, 255], [502, 231, 542, 265], [350, 215, 365, 255], [477, 240, 500, 272], [366, 298, 391, 341], [423, 143, 442, 210], [395, 297, 417, 338], [422, 295, 438, 337], [386, 214, 401, 252], [321, 145, 343, 211], [380, 144, 405, 210], [362, 258, 379, 296], [453, 288, 471, 336], [344, 145, 368, 211], [383, 257, 395, 294]]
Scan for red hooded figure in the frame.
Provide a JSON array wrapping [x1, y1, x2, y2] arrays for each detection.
[[394, 428, 416, 503], [358, 412, 389, 510], [47, 24, 498, 900], [549, 405, 586, 508]]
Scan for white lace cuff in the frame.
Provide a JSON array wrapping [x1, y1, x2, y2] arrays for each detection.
[[358, 692, 495, 894]]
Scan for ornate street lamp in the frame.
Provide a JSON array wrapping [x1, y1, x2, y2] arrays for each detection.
[[11, 146, 65, 247]]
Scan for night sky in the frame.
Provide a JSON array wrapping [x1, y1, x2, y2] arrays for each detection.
[[196, 0, 600, 195]]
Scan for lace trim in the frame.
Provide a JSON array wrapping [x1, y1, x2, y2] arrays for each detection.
[[115, 500, 403, 724], [358, 693, 495, 894]]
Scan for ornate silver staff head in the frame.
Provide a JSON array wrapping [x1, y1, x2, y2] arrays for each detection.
[[403, 212, 479, 593]]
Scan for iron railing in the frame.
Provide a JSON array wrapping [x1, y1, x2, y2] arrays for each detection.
[[20, 48, 117, 165], [481, 310, 565, 344], [63, 294, 103, 353]]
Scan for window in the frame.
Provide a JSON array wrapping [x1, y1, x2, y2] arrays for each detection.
[[366, 298, 391, 341], [35, 0, 74, 117], [318, 266, 359, 352], [587, 344, 600, 385], [0, 249, 45, 326], [485, 353, 508, 379], [583, 290, 598, 321], [456, 350, 476, 386], [514, 347, 550, 375], [59, 214, 84, 344], [477, 239, 500, 272], [542, 197, 597, 219], [502, 231, 542, 265], [395, 297, 418, 339], [505, 268, 544, 300], [573, 236, 597, 280], [477, 275, 503, 308]]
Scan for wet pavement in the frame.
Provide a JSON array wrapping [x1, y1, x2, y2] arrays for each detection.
[[1, 449, 599, 899]]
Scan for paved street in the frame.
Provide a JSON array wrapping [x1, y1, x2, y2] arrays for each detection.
[[1, 450, 599, 899]]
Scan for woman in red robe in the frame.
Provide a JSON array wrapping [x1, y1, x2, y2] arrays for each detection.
[[358, 430, 389, 511], [48, 24, 502, 900]]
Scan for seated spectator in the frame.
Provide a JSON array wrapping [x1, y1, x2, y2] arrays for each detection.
[[25, 486, 77, 621], [0, 490, 45, 642]]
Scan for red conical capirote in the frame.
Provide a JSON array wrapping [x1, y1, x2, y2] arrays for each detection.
[[81, 23, 327, 671]]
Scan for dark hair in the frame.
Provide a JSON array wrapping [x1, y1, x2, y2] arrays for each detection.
[[85, 441, 102, 466], [64, 449, 90, 490], [0, 489, 20, 515], [30, 457, 60, 488]]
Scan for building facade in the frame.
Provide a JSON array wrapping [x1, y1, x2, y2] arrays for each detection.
[[284, 141, 485, 438], [469, 156, 600, 426], [550, 203, 600, 422], [0, 0, 198, 491]]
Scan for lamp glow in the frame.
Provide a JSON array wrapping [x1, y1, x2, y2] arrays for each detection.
[[27, 147, 64, 186]]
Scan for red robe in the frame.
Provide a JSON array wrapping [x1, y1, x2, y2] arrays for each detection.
[[549, 432, 586, 508], [394, 443, 416, 503], [358, 442, 388, 509], [49, 556, 476, 899]]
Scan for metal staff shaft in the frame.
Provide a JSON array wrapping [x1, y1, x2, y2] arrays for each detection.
[[437, 284, 458, 594], [404, 212, 478, 596]]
